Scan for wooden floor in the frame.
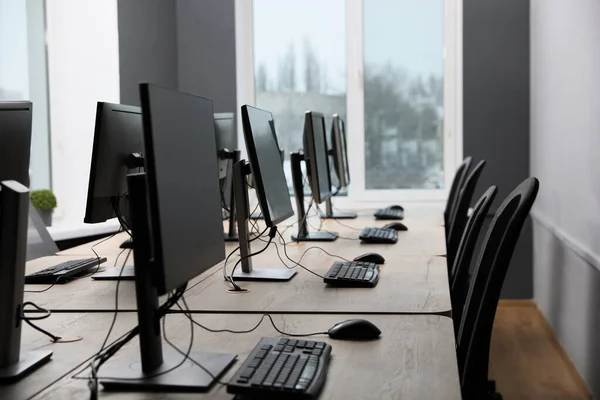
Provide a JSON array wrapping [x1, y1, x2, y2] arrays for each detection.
[[489, 301, 592, 400]]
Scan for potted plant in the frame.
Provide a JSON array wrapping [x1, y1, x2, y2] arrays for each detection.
[[30, 189, 57, 227]]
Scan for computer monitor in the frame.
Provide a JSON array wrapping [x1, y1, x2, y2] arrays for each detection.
[[0, 180, 52, 383], [214, 112, 241, 241], [0, 102, 32, 187], [99, 84, 236, 392], [331, 114, 350, 189], [304, 111, 333, 204], [228, 105, 296, 281], [243, 106, 294, 226], [84, 102, 143, 280], [248, 119, 285, 220], [321, 114, 357, 219], [289, 112, 338, 241], [84, 102, 143, 224]]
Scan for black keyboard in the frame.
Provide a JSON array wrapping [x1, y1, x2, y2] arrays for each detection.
[[25, 257, 107, 284], [374, 208, 404, 220], [227, 337, 332, 399], [359, 227, 398, 244], [324, 261, 379, 287]]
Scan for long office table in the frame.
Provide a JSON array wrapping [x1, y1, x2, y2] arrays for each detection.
[[25, 222, 450, 314], [19, 314, 461, 400], [9, 208, 460, 399]]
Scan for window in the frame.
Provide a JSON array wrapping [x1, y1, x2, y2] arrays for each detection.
[[236, 0, 461, 202], [252, 0, 346, 190], [363, 0, 444, 190], [0, 0, 51, 190]]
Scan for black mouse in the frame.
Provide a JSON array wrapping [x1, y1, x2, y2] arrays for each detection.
[[328, 319, 381, 340], [383, 222, 408, 231], [388, 204, 404, 211], [353, 253, 385, 264]]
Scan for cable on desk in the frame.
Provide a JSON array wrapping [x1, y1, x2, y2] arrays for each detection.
[[297, 246, 350, 264], [228, 227, 277, 289], [24, 276, 64, 293], [162, 295, 229, 386], [97, 248, 130, 353], [327, 215, 362, 231], [222, 223, 268, 291], [176, 300, 328, 338], [275, 230, 325, 280], [111, 193, 132, 238], [89, 227, 125, 276], [20, 301, 61, 342]]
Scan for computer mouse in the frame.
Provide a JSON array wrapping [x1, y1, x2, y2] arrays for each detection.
[[328, 319, 381, 340], [383, 222, 408, 231], [388, 204, 404, 211], [353, 253, 385, 264]]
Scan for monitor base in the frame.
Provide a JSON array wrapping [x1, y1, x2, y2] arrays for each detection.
[[0, 350, 53, 384], [291, 231, 338, 242], [233, 268, 297, 281], [322, 210, 357, 219], [100, 350, 236, 392], [249, 211, 264, 220], [92, 265, 135, 281], [224, 232, 239, 242]]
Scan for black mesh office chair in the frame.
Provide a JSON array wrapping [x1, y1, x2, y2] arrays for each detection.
[[447, 160, 486, 267], [444, 157, 472, 240], [449, 185, 497, 334], [456, 177, 539, 400]]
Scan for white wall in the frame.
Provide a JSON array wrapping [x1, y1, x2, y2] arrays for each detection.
[[531, 0, 600, 396], [45, 0, 120, 227]]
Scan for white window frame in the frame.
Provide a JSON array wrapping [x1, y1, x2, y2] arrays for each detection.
[[235, 0, 462, 204]]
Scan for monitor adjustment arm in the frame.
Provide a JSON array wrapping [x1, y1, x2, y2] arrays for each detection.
[[290, 152, 337, 242], [230, 160, 296, 281]]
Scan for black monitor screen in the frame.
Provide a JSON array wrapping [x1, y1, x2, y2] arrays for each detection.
[[304, 111, 333, 204], [0, 102, 32, 187], [331, 114, 350, 189], [241, 105, 293, 226], [140, 83, 225, 295], [84, 102, 143, 224]]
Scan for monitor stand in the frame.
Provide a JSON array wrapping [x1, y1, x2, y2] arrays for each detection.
[[321, 197, 357, 219], [101, 173, 236, 392], [92, 266, 135, 280], [289, 152, 338, 242], [230, 160, 296, 281], [223, 150, 243, 242], [0, 181, 52, 383]]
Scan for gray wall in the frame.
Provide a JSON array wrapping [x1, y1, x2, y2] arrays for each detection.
[[531, 0, 600, 396], [176, 0, 237, 114], [463, 0, 532, 298], [117, 0, 237, 122], [117, 0, 178, 106]]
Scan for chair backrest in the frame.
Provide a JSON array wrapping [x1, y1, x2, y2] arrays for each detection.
[[444, 157, 472, 238], [456, 177, 539, 397], [447, 160, 486, 267], [449, 185, 497, 334]]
